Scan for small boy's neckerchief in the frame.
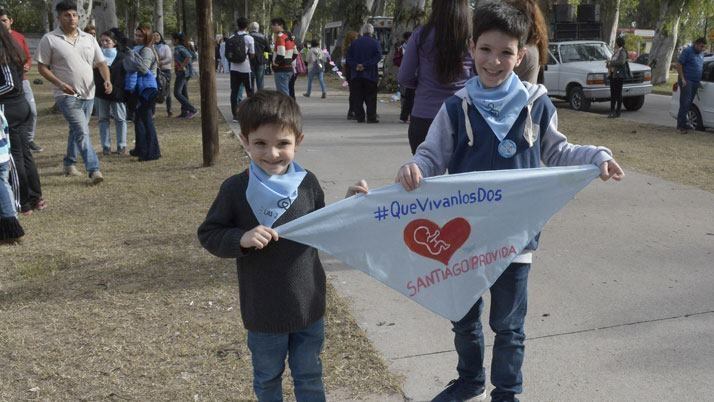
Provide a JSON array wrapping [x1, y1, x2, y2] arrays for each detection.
[[465, 72, 529, 143], [246, 160, 307, 228]]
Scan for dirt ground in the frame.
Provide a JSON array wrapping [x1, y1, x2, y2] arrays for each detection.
[[0, 75, 402, 401]]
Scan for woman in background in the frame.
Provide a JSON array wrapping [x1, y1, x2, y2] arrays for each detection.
[[342, 31, 360, 120], [153, 31, 173, 116], [129, 24, 161, 161]]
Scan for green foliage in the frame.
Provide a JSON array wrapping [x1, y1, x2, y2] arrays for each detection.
[[1, 0, 47, 32]]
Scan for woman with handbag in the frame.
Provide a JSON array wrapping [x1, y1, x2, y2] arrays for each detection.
[[95, 30, 128, 155], [607, 36, 628, 118], [129, 23, 161, 161]]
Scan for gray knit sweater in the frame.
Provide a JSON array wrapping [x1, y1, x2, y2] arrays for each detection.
[[197, 170, 326, 333]]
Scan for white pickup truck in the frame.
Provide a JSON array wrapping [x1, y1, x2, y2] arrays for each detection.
[[543, 41, 652, 112]]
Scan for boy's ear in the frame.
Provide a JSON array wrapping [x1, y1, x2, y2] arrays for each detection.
[[295, 132, 305, 146], [515, 47, 527, 67]]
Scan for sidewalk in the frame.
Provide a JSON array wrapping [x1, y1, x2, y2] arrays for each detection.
[[215, 73, 714, 401]]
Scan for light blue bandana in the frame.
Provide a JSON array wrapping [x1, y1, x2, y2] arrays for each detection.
[[466, 72, 529, 141], [246, 160, 307, 227], [102, 47, 118, 66]]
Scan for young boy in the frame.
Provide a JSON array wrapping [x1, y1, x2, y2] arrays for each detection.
[[395, 2, 624, 402], [197, 90, 327, 401]]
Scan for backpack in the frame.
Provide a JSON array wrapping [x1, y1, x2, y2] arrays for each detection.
[[154, 69, 170, 104], [225, 33, 247, 63], [122, 48, 145, 73]]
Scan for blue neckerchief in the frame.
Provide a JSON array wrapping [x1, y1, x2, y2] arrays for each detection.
[[466, 72, 529, 141], [246, 160, 307, 227], [102, 47, 118, 66]]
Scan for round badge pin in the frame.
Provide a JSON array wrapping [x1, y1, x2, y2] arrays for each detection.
[[498, 139, 517, 158]]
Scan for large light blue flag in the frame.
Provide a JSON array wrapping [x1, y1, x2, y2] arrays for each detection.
[[277, 166, 600, 321]]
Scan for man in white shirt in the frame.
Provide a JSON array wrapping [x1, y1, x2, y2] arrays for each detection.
[[36, 0, 111, 184], [229, 17, 255, 122]]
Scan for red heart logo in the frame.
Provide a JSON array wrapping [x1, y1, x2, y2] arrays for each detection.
[[403, 218, 471, 265]]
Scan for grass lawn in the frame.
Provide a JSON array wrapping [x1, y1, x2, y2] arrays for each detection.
[[652, 71, 678, 96], [0, 72, 402, 400]]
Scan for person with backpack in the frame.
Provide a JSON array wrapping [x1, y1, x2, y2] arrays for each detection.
[[226, 17, 255, 122], [94, 29, 128, 155], [248, 22, 268, 91], [172, 32, 197, 119], [153, 31, 174, 116], [303, 39, 327, 99]]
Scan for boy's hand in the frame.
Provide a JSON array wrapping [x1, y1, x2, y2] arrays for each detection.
[[346, 179, 369, 198], [396, 163, 423, 191], [240, 225, 279, 249], [599, 159, 625, 181]]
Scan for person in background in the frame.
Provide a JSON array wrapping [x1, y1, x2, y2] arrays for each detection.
[[288, 33, 300, 99], [249, 22, 269, 91], [398, 0, 474, 154], [215, 35, 222, 72], [675, 37, 707, 134], [0, 9, 41, 153], [270, 17, 296, 96], [228, 17, 255, 122], [394, 31, 414, 123], [0, 22, 44, 214], [128, 24, 160, 161], [219, 33, 229, 73], [342, 31, 359, 120], [172, 32, 197, 119], [303, 39, 327, 98], [606, 36, 628, 118], [153, 31, 173, 117], [37, 0, 109, 184], [0, 109, 24, 243], [94, 30, 128, 155], [346, 23, 382, 123], [509, 0, 548, 84]]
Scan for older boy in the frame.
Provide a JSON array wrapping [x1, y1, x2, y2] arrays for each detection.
[[198, 91, 326, 401], [396, 2, 624, 401]]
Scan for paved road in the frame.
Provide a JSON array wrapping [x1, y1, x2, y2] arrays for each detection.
[[216, 75, 714, 401], [553, 93, 676, 127]]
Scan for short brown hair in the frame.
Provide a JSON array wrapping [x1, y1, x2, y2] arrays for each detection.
[[237, 90, 303, 138], [136, 23, 153, 46]]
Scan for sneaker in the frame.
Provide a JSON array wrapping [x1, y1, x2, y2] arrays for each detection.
[[63, 165, 81, 177], [367, 119, 380, 124], [116, 147, 128, 156], [232, 116, 239, 123], [89, 170, 104, 185], [303, 93, 310, 97], [28, 141, 43, 152], [102, 147, 111, 156], [167, 111, 173, 117], [431, 378, 487, 402], [321, 92, 326, 99], [185, 111, 196, 119]]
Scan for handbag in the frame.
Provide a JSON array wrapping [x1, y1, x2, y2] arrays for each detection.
[[296, 52, 307, 75]]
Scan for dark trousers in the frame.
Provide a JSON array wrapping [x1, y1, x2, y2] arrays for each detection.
[[230, 70, 252, 116], [351, 78, 378, 122], [1, 98, 41, 212], [174, 71, 196, 115], [609, 77, 623, 114], [400, 86, 415, 122], [289, 72, 298, 99], [677, 80, 700, 129], [407, 116, 434, 155], [133, 96, 161, 161]]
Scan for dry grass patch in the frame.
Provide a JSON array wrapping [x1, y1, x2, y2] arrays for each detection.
[[0, 74, 402, 400], [557, 106, 714, 193]]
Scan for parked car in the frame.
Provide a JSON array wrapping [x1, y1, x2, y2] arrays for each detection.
[[543, 41, 653, 112], [669, 55, 714, 131]]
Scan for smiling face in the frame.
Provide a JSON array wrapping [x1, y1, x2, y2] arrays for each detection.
[[100, 34, 115, 49], [240, 124, 303, 175], [470, 30, 525, 88]]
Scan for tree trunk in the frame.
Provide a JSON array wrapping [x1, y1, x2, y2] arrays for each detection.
[[331, 0, 371, 61], [292, 0, 320, 44], [93, 0, 119, 36], [127, 0, 140, 37], [43, 0, 52, 31], [154, 0, 165, 36], [650, 0, 687, 84], [381, 0, 426, 91], [600, 0, 621, 47], [371, 0, 387, 16], [196, 0, 219, 166]]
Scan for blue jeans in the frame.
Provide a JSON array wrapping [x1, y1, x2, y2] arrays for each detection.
[[677, 80, 700, 129], [274, 71, 292, 96], [252, 64, 265, 91], [452, 263, 530, 401], [0, 161, 15, 218], [247, 318, 326, 402], [305, 69, 325, 96], [57, 96, 99, 173], [174, 71, 196, 114], [133, 96, 160, 161], [95, 98, 127, 150]]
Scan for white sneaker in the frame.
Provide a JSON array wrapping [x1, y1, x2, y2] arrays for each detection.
[[89, 170, 104, 185], [63, 165, 81, 177]]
